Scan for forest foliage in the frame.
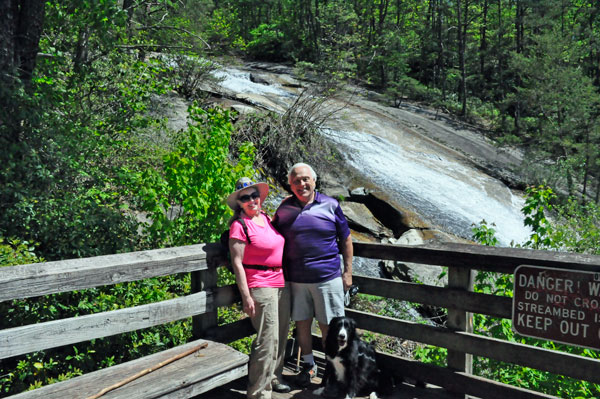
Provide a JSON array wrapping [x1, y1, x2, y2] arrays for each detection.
[[1, 0, 600, 397]]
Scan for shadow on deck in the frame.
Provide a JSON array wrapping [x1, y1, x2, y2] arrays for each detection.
[[195, 353, 461, 399]]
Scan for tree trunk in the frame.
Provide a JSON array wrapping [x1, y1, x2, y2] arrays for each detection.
[[457, 0, 468, 117], [582, 153, 589, 201], [0, 0, 45, 144], [436, 0, 445, 97], [74, 27, 91, 73], [0, 1, 17, 80], [480, 0, 488, 78], [122, 0, 135, 32], [515, 0, 524, 53], [15, 0, 45, 84], [0, 0, 44, 85]]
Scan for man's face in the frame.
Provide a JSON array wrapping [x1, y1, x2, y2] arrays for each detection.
[[290, 166, 316, 205]]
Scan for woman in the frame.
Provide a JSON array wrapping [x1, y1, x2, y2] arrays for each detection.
[[226, 177, 291, 399]]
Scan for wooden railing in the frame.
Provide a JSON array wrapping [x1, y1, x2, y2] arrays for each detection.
[[1, 241, 600, 398], [0, 243, 248, 399], [350, 242, 600, 399]]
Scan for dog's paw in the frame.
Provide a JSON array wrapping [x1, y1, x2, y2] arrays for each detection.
[[368, 392, 379, 399], [313, 387, 325, 396]]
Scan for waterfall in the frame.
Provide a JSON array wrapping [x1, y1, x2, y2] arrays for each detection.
[[326, 128, 530, 246], [212, 65, 531, 247]]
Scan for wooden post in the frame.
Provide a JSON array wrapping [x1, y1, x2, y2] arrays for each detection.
[[192, 258, 219, 339], [446, 266, 473, 398]]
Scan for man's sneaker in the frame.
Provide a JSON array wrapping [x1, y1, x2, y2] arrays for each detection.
[[296, 362, 318, 387]]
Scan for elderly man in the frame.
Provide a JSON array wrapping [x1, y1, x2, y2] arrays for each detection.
[[273, 162, 353, 387]]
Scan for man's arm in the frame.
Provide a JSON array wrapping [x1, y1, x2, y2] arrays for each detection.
[[339, 234, 353, 291]]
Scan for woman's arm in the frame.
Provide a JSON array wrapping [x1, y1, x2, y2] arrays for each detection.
[[229, 238, 255, 317]]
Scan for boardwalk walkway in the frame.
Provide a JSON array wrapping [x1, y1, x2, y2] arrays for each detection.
[[196, 352, 461, 399]]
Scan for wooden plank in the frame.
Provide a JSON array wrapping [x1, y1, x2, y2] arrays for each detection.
[[158, 366, 247, 399], [353, 242, 600, 274], [446, 267, 473, 378], [192, 268, 218, 339], [377, 352, 557, 399], [1, 292, 211, 359], [346, 309, 600, 384], [0, 244, 224, 302], [353, 275, 512, 319], [7, 339, 248, 399], [206, 319, 255, 343]]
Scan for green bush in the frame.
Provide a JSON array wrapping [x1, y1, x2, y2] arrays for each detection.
[[385, 76, 430, 107], [133, 104, 255, 247], [168, 55, 222, 100], [246, 24, 285, 61], [0, 237, 43, 267]]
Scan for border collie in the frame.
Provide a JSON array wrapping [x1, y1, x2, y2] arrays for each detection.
[[314, 316, 389, 399]]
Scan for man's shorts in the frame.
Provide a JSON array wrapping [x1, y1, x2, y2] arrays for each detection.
[[290, 277, 344, 325]]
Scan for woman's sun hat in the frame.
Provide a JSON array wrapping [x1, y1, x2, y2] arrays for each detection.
[[226, 177, 269, 210]]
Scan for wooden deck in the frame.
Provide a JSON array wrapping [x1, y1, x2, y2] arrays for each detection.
[[196, 352, 462, 399]]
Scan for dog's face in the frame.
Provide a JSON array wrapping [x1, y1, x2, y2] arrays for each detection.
[[329, 316, 356, 352]]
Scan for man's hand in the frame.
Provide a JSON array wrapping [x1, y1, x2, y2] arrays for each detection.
[[342, 270, 353, 292], [340, 234, 354, 291]]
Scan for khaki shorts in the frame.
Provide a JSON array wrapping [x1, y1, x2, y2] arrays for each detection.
[[290, 277, 344, 325]]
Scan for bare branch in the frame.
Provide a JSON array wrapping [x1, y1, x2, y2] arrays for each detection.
[[136, 25, 211, 49]]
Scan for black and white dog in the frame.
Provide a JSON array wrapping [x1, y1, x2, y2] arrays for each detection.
[[314, 316, 390, 399]]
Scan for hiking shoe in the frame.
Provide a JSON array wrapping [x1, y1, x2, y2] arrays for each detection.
[[272, 381, 291, 393], [296, 362, 318, 387], [272, 378, 291, 393]]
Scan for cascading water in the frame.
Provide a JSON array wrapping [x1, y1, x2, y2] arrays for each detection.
[[326, 128, 530, 246], [211, 65, 532, 247]]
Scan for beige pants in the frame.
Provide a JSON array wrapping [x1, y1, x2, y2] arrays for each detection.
[[246, 285, 291, 399]]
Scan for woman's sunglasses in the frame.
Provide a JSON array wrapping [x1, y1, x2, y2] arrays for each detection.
[[239, 192, 260, 203]]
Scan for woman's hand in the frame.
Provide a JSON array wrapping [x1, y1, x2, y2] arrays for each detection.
[[242, 295, 256, 317]]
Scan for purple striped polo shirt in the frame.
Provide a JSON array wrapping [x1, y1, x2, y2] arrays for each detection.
[[273, 191, 351, 283]]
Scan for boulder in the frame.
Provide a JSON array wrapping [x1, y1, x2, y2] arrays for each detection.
[[341, 202, 392, 238], [319, 171, 350, 199], [249, 73, 270, 85], [350, 187, 368, 197], [362, 191, 428, 237], [380, 229, 448, 287]]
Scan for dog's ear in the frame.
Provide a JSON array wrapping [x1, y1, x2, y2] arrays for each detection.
[[349, 317, 356, 330]]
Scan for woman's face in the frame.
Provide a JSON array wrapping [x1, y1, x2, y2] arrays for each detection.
[[237, 188, 261, 214]]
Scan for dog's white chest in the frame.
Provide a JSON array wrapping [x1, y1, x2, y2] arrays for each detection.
[[330, 355, 346, 381]]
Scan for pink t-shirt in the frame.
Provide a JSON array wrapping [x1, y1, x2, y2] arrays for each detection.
[[229, 213, 285, 288]]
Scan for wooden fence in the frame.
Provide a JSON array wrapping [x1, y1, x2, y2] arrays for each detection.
[[1, 241, 600, 398]]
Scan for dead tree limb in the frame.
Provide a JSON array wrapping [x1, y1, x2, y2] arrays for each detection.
[[86, 342, 209, 399]]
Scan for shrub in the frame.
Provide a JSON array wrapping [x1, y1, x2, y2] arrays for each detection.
[[133, 104, 255, 247], [246, 24, 285, 61]]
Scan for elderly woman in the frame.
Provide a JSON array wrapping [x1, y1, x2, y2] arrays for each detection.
[[226, 177, 291, 399]]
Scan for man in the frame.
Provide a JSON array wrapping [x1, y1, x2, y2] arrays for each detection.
[[273, 162, 353, 387]]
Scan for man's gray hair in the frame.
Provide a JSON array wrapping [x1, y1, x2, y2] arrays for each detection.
[[288, 162, 317, 184]]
